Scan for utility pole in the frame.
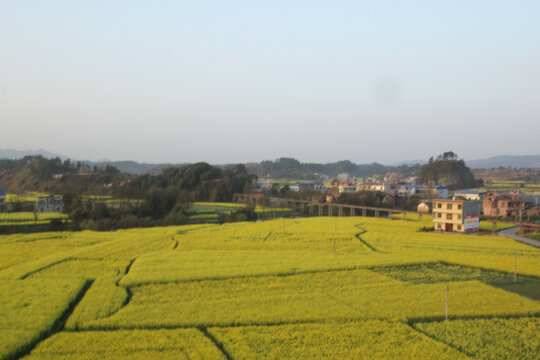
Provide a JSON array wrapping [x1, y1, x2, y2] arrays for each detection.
[[514, 254, 517, 282], [445, 284, 449, 321], [519, 209, 523, 236]]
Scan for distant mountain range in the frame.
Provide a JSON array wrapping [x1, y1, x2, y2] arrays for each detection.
[[1, 149, 539, 174], [465, 155, 540, 169], [0, 148, 67, 160], [0, 149, 183, 175]]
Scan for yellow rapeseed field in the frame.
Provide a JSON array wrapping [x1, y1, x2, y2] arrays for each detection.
[[0, 215, 538, 359]]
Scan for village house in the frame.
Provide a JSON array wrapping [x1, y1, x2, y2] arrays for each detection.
[[397, 183, 416, 197], [384, 172, 398, 183], [454, 190, 485, 201], [482, 193, 538, 217], [338, 184, 357, 193], [416, 185, 448, 199], [357, 182, 386, 193], [288, 184, 300, 192], [36, 195, 64, 213], [432, 198, 481, 232], [298, 181, 316, 192], [314, 183, 327, 192]]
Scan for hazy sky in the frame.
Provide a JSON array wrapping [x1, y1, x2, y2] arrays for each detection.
[[1, 1, 539, 164]]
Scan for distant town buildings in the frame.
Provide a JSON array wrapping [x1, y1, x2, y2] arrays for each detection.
[[249, 172, 539, 222], [36, 195, 63, 213], [432, 199, 481, 232]]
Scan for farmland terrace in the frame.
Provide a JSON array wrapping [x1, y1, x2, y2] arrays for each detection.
[[0, 217, 538, 359]]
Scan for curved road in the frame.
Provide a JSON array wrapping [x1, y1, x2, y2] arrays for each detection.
[[497, 226, 540, 249]]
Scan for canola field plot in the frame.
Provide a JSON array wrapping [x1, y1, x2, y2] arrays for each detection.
[[415, 317, 540, 360], [0, 212, 67, 225], [21, 329, 226, 360], [91, 271, 539, 329], [209, 321, 470, 360], [0, 216, 538, 359], [120, 250, 427, 285]]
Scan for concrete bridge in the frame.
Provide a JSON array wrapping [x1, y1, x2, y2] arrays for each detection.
[[232, 193, 416, 221]]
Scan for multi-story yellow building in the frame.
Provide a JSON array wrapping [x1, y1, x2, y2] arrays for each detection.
[[432, 199, 481, 232]]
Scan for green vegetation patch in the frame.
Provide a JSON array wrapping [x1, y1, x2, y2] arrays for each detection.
[[372, 263, 515, 284]]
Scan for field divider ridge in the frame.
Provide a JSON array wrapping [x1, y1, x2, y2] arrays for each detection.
[[354, 224, 380, 252], [198, 327, 234, 360]]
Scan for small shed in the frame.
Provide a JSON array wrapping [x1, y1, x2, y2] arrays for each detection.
[[417, 201, 432, 214]]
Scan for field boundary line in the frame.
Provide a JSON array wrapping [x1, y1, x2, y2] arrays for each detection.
[[19, 257, 75, 280], [354, 224, 379, 252], [63, 313, 540, 333], [406, 312, 540, 325], [198, 327, 234, 360]]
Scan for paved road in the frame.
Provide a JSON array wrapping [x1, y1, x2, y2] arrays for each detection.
[[498, 226, 540, 249]]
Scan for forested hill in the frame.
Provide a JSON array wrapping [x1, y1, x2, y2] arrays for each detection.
[[418, 152, 479, 189], [0, 156, 130, 195], [246, 158, 421, 179], [0, 156, 255, 202]]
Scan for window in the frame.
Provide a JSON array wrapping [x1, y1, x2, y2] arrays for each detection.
[[446, 214, 452, 220], [458, 204, 462, 210], [437, 212, 442, 218], [437, 203, 442, 208], [437, 224, 441, 229], [457, 214, 462, 220], [447, 204, 452, 210], [457, 225, 462, 230]]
